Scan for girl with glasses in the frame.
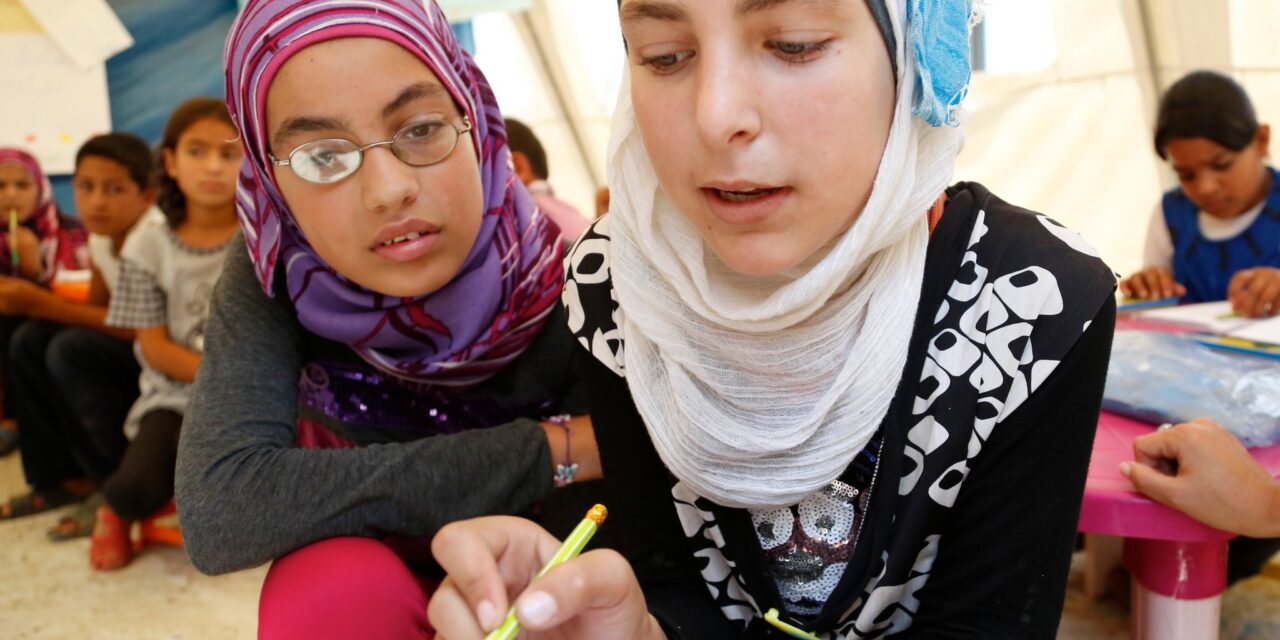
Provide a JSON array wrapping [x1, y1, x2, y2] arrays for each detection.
[[177, 1, 601, 637], [430, 1, 1118, 638]]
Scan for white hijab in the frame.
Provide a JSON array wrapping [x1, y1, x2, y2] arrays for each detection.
[[606, 0, 968, 509]]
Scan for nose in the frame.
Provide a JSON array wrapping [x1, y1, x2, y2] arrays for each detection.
[[1192, 172, 1220, 201], [694, 46, 762, 149], [82, 186, 107, 211], [359, 146, 419, 213]]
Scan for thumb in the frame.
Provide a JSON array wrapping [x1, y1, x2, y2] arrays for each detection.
[[1121, 461, 1180, 506]]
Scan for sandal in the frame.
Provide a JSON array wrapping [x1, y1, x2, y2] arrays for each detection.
[[89, 505, 133, 571], [47, 493, 104, 542], [0, 426, 17, 457], [0, 486, 83, 520]]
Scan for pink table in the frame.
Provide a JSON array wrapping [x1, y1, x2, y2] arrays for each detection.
[[1081, 408, 1280, 638]]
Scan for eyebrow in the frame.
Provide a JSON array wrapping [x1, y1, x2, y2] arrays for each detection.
[[382, 81, 449, 119], [738, 0, 844, 16], [272, 82, 450, 149], [273, 116, 347, 148], [619, 1, 688, 24]]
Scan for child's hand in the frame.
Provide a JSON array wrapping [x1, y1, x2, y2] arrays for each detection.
[[429, 516, 663, 640], [1228, 267, 1280, 318], [0, 275, 50, 315], [1121, 418, 1280, 538], [12, 227, 41, 280], [1119, 266, 1185, 300]]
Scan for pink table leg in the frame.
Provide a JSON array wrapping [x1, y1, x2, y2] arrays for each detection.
[[1124, 537, 1228, 640]]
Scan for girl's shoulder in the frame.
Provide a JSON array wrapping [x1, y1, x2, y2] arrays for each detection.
[[562, 216, 625, 376], [940, 182, 1118, 305], [117, 216, 173, 265]]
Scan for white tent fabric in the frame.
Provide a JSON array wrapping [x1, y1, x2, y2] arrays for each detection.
[[468, 0, 1280, 275]]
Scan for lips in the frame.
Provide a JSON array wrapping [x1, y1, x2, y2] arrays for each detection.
[[712, 186, 784, 203], [370, 218, 442, 250], [700, 181, 792, 226]]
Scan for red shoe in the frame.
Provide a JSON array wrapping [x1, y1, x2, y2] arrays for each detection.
[[89, 505, 133, 571], [139, 500, 183, 548]]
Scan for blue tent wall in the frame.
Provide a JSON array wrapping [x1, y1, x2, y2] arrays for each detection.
[[50, 0, 239, 213]]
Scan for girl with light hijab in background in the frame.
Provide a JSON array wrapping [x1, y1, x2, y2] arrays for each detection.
[[178, 1, 603, 638], [430, 1, 1118, 638]]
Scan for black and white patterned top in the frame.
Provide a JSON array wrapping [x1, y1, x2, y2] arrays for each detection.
[[564, 183, 1117, 638]]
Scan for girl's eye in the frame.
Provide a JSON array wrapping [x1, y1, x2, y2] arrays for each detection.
[[402, 122, 443, 141], [638, 50, 693, 75], [768, 39, 831, 64]]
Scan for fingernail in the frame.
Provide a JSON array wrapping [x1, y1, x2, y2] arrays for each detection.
[[476, 600, 499, 630], [1119, 462, 1132, 477], [517, 591, 556, 626]]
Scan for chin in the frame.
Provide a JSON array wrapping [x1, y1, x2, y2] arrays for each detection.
[[708, 238, 808, 277]]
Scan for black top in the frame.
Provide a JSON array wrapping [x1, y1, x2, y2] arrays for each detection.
[[563, 183, 1117, 638], [177, 239, 596, 575]]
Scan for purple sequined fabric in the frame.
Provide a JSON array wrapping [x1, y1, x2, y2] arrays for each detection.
[[298, 361, 555, 437]]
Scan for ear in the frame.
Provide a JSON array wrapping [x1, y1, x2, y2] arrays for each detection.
[[1256, 123, 1271, 158], [140, 186, 158, 208], [510, 150, 535, 185], [163, 148, 178, 179]]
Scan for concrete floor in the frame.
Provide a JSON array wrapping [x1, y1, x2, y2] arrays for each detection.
[[0, 452, 264, 639], [2, 450, 1278, 639]]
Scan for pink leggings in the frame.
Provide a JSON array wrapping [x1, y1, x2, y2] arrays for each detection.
[[258, 537, 437, 639]]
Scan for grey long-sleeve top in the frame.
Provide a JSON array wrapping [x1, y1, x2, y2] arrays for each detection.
[[176, 239, 586, 575]]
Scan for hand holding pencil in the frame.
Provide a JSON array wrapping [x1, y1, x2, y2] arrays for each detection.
[[429, 506, 664, 640]]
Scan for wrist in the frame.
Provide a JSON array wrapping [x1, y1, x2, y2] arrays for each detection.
[[27, 288, 56, 318], [1259, 479, 1280, 538]]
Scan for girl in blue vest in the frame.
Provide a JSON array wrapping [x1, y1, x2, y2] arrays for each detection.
[[1120, 70, 1278, 316]]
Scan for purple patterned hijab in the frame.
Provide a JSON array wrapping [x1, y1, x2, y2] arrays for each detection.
[[225, 0, 564, 387]]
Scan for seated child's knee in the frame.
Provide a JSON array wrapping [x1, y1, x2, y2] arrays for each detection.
[[259, 537, 431, 640]]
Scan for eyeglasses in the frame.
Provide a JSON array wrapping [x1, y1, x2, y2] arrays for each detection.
[[270, 116, 472, 184]]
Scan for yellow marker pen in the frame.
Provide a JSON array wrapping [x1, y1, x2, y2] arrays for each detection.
[[8, 208, 18, 270], [484, 504, 608, 640], [764, 608, 821, 639]]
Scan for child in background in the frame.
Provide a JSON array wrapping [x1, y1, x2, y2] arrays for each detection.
[[504, 118, 591, 240], [178, 1, 601, 637], [430, 1, 1117, 637], [1120, 71, 1277, 316], [92, 98, 242, 570], [0, 148, 89, 456], [0, 134, 162, 531]]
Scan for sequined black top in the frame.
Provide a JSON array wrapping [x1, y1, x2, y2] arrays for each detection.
[[176, 239, 589, 575]]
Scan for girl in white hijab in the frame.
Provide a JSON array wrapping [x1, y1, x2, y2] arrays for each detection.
[[429, 1, 1117, 637]]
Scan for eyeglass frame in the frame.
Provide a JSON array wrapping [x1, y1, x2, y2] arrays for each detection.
[[268, 115, 473, 184]]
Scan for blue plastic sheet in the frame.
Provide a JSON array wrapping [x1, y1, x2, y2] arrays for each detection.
[[1103, 330, 1280, 447]]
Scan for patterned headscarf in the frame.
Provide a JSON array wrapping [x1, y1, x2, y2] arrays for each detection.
[[0, 148, 86, 282], [225, 0, 564, 386]]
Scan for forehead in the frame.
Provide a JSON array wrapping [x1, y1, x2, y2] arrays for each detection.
[[76, 155, 133, 178], [267, 38, 451, 116], [620, 0, 852, 22], [0, 162, 33, 182], [178, 118, 239, 145], [1166, 137, 1233, 167]]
